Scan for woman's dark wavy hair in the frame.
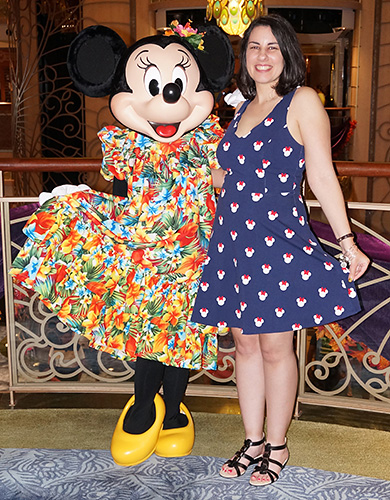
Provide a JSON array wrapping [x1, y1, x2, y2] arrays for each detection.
[[238, 14, 306, 100]]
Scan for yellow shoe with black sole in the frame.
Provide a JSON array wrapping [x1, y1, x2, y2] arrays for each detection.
[[154, 402, 195, 458], [110, 393, 165, 466]]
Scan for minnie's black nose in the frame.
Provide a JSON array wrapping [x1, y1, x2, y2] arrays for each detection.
[[163, 82, 181, 104]]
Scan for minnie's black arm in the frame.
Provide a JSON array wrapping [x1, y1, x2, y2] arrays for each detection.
[[113, 177, 128, 197]]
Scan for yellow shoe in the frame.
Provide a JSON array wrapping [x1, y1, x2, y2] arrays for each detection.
[[154, 402, 195, 458], [110, 393, 165, 466]]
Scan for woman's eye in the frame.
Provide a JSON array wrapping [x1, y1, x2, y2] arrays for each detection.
[[144, 66, 162, 96], [172, 66, 187, 94]]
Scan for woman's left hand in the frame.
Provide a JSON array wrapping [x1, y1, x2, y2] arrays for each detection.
[[348, 247, 370, 282]]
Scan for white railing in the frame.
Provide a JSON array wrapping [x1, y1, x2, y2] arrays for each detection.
[[1, 159, 389, 415]]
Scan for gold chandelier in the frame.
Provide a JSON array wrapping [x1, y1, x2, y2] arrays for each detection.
[[206, 0, 264, 36]]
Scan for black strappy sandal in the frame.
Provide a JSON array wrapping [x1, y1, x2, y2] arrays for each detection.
[[249, 440, 289, 486], [219, 437, 265, 479]]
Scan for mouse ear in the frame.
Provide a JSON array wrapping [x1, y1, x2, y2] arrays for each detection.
[[196, 25, 235, 93], [67, 25, 127, 97]]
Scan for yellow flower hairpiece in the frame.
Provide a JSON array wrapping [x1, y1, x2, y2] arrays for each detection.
[[164, 20, 205, 51]]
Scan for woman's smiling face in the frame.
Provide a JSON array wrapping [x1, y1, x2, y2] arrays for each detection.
[[245, 25, 285, 89]]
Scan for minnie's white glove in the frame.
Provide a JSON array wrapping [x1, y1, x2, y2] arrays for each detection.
[[39, 184, 91, 206], [224, 88, 245, 107]]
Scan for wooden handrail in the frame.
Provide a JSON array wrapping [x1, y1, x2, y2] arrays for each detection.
[[0, 158, 100, 172], [0, 158, 389, 177], [333, 161, 390, 177], [325, 107, 352, 111]]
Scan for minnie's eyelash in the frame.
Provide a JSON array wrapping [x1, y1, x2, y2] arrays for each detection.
[[178, 55, 191, 69], [137, 56, 154, 69], [137, 54, 190, 70]]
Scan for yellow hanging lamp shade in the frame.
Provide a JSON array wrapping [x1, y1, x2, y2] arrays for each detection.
[[206, 0, 264, 36]]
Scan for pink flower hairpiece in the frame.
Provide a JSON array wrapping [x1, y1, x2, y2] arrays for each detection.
[[164, 20, 205, 51]]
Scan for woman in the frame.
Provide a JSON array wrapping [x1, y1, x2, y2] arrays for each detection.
[[191, 14, 370, 486]]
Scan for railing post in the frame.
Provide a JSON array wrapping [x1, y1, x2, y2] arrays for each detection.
[[0, 171, 17, 406], [295, 329, 307, 419]]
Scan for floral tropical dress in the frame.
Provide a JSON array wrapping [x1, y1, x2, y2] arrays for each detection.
[[11, 115, 223, 370]]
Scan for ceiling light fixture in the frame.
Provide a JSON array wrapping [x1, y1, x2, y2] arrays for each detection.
[[206, 0, 264, 36]]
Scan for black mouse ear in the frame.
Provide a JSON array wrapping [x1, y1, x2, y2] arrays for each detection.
[[67, 25, 127, 97], [196, 25, 235, 93]]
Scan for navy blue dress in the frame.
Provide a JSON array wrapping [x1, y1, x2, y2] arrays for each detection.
[[191, 89, 361, 334]]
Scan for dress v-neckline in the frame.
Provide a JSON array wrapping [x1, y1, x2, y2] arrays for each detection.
[[233, 96, 284, 139]]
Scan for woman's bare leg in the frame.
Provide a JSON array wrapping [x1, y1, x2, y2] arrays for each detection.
[[250, 330, 297, 484], [220, 327, 265, 476]]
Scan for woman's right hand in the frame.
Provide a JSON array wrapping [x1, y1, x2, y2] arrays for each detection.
[[211, 168, 227, 189]]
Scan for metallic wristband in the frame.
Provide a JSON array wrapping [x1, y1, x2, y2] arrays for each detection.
[[336, 232, 354, 243]]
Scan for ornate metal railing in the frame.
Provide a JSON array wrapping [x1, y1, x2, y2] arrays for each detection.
[[1, 159, 390, 415]]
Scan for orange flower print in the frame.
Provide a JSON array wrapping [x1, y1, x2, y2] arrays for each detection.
[[107, 334, 125, 351], [176, 222, 198, 247], [83, 234, 104, 252], [156, 228, 177, 250], [60, 231, 83, 255], [176, 252, 204, 274], [106, 275, 121, 295], [160, 140, 182, 158], [125, 336, 137, 356], [149, 315, 168, 328], [152, 331, 168, 353], [114, 310, 130, 330], [82, 310, 100, 333], [131, 248, 145, 264], [55, 264, 68, 284], [31, 212, 56, 235], [86, 281, 108, 296], [10, 269, 29, 281], [57, 298, 73, 320], [162, 308, 180, 327], [206, 192, 216, 213], [89, 295, 106, 315]]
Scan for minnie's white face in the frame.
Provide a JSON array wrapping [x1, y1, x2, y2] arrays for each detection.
[[110, 42, 214, 142]]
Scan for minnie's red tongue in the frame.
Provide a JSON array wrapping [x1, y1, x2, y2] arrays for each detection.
[[156, 124, 177, 137], [150, 122, 180, 138]]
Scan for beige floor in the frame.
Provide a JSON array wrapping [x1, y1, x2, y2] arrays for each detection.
[[1, 407, 390, 481], [2, 391, 389, 432]]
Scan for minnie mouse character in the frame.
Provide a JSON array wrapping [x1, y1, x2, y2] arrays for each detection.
[[11, 22, 234, 466]]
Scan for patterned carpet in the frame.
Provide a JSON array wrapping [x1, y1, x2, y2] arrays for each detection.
[[1, 448, 389, 500]]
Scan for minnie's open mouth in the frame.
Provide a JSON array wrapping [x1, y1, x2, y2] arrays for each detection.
[[149, 122, 180, 138]]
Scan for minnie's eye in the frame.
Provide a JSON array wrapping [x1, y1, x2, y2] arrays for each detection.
[[144, 65, 162, 96], [172, 66, 187, 94]]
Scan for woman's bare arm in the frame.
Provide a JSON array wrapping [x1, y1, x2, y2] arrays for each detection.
[[289, 87, 370, 281]]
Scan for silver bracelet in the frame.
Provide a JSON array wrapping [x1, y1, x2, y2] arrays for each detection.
[[341, 243, 358, 266]]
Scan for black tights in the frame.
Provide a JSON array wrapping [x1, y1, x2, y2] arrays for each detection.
[[123, 357, 189, 434]]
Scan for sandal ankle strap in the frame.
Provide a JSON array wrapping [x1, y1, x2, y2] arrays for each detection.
[[265, 440, 287, 452], [245, 436, 265, 447]]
